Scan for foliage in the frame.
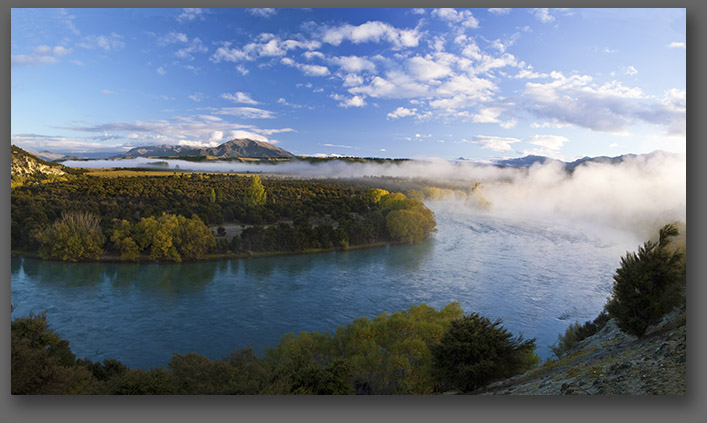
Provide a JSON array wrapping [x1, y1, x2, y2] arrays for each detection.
[[431, 313, 539, 393], [384, 197, 437, 244], [35, 211, 105, 261], [12, 302, 541, 395], [11, 312, 100, 394], [605, 223, 686, 337], [245, 175, 267, 207], [334, 303, 464, 394], [550, 311, 610, 359]]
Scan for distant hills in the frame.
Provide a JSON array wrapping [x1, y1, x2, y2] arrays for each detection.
[[116, 138, 295, 159], [489, 152, 672, 171]]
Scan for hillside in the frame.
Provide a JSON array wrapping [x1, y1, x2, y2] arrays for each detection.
[[118, 138, 295, 159], [11, 145, 73, 186], [479, 306, 686, 395]]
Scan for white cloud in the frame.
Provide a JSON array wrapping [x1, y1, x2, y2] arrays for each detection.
[[177, 8, 204, 23], [322, 21, 420, 49], [247, 8, 278, 18], [214, 107, 275, 119], [341, 74, 364, 87], [526, 135, 569, 150], [464, 135, 521, 152], [407, 56, 451, 81], [11, 45, 72, 67], [330, 55, 376, 73], [175, 38, 208, 60], [78, 33, 125, 51], [322, 143, 354, 149], [532, 8, 555, 23], [411, 8, 426, 15], [281, 57, 330, 76], [233, 65, 248, 75], [432, 8, 479, 29], [156, 66, 167, 75], [220, 91, 259, 105], [531, 8, 572, 23], [625, 65, 638, 75], [210, 37, 321, 63], [472, 107, 502, 123], [488, 8, 512, 15], [101, 89, 116, 95], [332, 94, 366, 108], [303, 51, 326, 60], [387, 106, 418, 119], [667, 41, 686, 49], [158, 31, 188, 45]]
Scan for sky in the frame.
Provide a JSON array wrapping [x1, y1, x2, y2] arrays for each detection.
[[11, 8, 686, 160]]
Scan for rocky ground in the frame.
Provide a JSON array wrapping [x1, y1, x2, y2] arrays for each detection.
[[479, 306, 686, 395]]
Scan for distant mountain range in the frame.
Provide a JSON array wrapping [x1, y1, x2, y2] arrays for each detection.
[[115, 138, 295, 159], [489, 152, 669, 171]]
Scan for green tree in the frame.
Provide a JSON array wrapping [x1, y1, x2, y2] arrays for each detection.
[[605, 223, 686, 337], [35, 211, 106, 261], [12, 312, 100, 394], [245, 175, 267, 207], [431, 313, 539, 393]]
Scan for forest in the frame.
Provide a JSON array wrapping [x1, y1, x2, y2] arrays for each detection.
[[11, 170, 437, 262]]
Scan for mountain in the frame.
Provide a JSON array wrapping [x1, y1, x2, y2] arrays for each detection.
[[492, 155, 564, 168], [117, 139, 295, 159], [491, 152, 672, 171], [11, 145, 72, 186]]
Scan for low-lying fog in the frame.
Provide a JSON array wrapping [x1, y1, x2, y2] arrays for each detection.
[[65, 151, 686, 241]]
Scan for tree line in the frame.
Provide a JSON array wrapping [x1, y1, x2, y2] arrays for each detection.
[[11, 303, 538, 395], [13, 173, 437, 261]]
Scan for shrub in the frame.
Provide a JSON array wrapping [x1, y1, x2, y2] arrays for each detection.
[[35, 211, 105, 261], [431, 313, 539, 393], [605, 224, 686, 337], [550, 311, 610, 359]]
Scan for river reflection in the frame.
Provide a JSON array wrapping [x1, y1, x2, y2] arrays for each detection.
[[11, 206, 640, 369]]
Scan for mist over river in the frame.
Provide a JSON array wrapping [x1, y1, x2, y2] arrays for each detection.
[[11, 202, 642, 369]]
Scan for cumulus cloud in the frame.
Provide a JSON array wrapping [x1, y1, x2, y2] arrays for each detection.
[[520, 71, 682, 135], [432, 8, 479, 29], [329, 55, 376, 73], [526, 135, 569, 150], [387, 106, 418, 119], [332, 94, 366, 108], [281, 57, 330, 76], [667, 41, 686, 49], [210, 37, 321, 63], [322, 21, 420, 49], [220, 91, 259, 105]]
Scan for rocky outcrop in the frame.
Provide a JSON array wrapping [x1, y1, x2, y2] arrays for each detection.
[[11, 145, 67, 183], [480, 306, 686, 395]]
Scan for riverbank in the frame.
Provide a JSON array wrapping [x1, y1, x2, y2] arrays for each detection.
[[478, 305, 686, 395], [10, 240, 404, 264]]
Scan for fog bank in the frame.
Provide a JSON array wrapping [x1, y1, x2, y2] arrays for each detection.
[[64, 152, 686, 239]]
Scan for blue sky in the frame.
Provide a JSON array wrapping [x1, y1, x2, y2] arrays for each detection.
[[11, 8, 686, 160]]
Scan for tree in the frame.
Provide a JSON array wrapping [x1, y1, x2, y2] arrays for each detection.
[[12, 312, 100, 394], [35, 211, 106, 261], [605, 223, 686, 337], [245, 175, 267, 207], [431, 313, 539, 393]]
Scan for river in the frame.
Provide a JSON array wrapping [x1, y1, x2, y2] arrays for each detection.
[[10, 202, 641, 369]]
